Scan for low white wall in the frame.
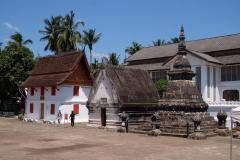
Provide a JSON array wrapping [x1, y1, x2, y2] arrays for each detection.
[[208, 106, 238, 128], [25, 85, 91, 123]]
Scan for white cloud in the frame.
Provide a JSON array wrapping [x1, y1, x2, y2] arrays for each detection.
[[3, 22, 19, 31], [91, 51, 109, 60]]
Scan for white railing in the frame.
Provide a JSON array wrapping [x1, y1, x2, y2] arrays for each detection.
[[207, 100, 240, 107]]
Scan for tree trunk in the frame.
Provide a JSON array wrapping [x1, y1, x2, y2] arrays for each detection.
[[90, 49, 92, 65]]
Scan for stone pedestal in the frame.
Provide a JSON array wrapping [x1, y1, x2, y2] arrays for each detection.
[[189, 131, 207, 140], [148, 129, 161, 136], [215, 128, 230, 136], [117, 126, 126, 133]]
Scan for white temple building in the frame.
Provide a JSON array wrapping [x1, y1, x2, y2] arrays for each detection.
[[126, 30, 240, 126], [22, 51, 93, 123]]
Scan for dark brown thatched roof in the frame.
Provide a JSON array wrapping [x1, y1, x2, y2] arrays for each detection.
[[22, 51, 92, 87], [127, 33, 240, 62], [90, 65, 159, 105]]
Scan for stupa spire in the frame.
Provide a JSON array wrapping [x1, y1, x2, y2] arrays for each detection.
[[178, 25, 186, 53], [168, 25, 195, 80]]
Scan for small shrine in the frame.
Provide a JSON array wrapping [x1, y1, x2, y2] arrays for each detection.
[[154, 26, 217, 138]]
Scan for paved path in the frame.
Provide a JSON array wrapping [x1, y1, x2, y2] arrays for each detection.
[[0, 117, 239, 160]]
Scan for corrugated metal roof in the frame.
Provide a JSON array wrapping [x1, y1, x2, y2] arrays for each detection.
[[127, 33, 240, 61]]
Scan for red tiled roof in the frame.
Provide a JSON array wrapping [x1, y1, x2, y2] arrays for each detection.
[[31, 51, 83, 75], [22, 51, 91, 87]]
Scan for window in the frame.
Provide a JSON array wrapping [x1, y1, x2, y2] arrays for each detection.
[[151, 70, 167, 82], [51, 86, 56, 96], [30, 103, 34, 113], [195, 67, 201, 92], [213, 68, 216, 101], [221, 67, 226, 81], [73, 86, 79, 96], [207, 67, 210, 98], [30, 88, 34, 96], [50, 104, 55, 115], [223, 90, 239, 101], [73, 104, 79, 114], [221, 65, 240, 81]]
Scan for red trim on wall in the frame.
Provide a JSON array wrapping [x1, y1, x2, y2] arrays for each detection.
[[50, 104, 55, 115]]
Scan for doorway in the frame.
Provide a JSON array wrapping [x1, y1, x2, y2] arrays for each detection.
[[101, 108, 106, 126], [40, 103, 44, 119]]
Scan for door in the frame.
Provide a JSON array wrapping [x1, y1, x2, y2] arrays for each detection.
[[101, 108, 106, 126], [40, 103, 44, 119]]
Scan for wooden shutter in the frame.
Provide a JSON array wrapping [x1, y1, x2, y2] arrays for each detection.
[[30, 103, 34, 113], [64, 114, 68, 120], [30, 88, 34, 96], [73, 86, 79, 96], [73, 104, 79, 114], [50, 104, 55, 115], [51, 86, 56, 96], [41, 87, 45, 95]]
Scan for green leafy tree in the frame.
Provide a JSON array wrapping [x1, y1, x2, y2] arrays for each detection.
[[0, 38, 34, 113], [8, 32, 32, 47], [125, 42, 142, 56], [82, 29, 101, 64], [152, 39, 166, 46], [39, 11, 84, 54], [108, 52, 120, 65], [155, 79, 168, 97]]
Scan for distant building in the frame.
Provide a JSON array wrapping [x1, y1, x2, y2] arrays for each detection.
[[87, 65, 159, 128], [126, 31, 240, 126], [22, 51, 93, 123]]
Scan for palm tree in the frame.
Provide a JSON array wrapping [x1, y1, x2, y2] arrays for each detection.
[[108, 52, 120, 65], [152, 39, 166, 46], [39, 11, 84, 54], [125, 42, 142, 56], [168, 37, 179, 44], [82, 29, 101, 64], [39, 16, 62, 54], [9, 32, 32, 47], [58, 11, 84, 53]]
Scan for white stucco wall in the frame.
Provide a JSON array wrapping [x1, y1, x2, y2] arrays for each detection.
[[91, 71, 118, 104], [25, 85, 91, 123]]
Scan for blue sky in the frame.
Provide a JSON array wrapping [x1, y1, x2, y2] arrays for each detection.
[[1, 0, 240, 63]]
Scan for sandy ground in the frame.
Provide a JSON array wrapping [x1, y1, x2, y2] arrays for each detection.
[[0, 117, 239, 160]]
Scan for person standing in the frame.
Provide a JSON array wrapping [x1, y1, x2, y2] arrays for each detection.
[[69, 111, 76, 127], [57, 110, 62, 124]]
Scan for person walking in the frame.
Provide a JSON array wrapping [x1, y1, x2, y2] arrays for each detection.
[[69, 111, 76, 127], [57, 110, 62, 124]]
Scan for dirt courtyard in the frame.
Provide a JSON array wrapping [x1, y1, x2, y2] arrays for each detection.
[[0, 117, 239, 160]]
